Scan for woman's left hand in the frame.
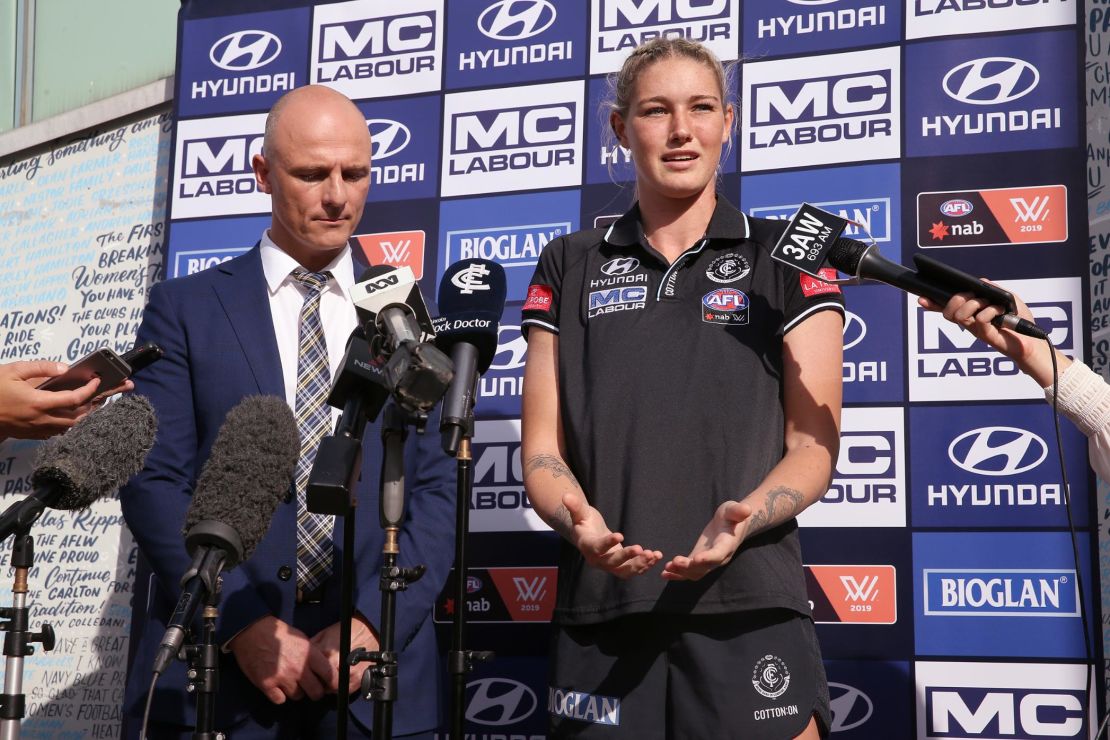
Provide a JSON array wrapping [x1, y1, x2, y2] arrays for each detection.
[[661, 500, 752, 581]]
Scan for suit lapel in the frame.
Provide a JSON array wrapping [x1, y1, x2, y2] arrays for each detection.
[[211, 246, 285, 398]]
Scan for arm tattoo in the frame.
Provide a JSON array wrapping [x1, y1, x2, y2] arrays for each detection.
[[524, 453, 582, 539], [746, 485, 805, 536]]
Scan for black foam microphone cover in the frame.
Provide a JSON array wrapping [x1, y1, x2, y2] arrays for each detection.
[[435, 259, 508, 373], [183, 395, 298, 566], [31, 394, 157, 510]]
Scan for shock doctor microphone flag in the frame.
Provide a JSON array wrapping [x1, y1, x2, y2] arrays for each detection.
[[0, 395, 157, 540], [151, 395, 298, 676], [434, 259, 507, 455]]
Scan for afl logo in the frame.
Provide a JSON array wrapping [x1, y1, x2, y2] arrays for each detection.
[[702, 288, 748, 312], [940, 199, 973, 218], [209, 30, 282, 72], [466, 575, 483, 593]]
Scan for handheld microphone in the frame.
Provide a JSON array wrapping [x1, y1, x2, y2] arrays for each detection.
[[433, 260, 507, 455], [826, 239, 1048, 339], [0, 395, 157, 541], [350, 265, 435, 348], [151, 395, 297, 676]]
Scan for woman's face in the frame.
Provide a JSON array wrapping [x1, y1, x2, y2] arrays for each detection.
[[612, 56, 733, 202]]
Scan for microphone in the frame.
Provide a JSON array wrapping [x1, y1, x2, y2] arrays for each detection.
[[0, 395, 157, 540], [433, 260, 507, 456], [151, 395, 298, 676], [826, 239, 1048, 339], [350, 265, 435, 349]]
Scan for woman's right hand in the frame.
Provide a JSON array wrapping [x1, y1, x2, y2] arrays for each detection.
[[563, 493, 662, 579]]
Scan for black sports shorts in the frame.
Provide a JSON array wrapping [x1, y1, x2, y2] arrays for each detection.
[[547, 609, 830, 739]]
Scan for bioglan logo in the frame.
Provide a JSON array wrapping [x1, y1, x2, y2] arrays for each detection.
[[549, 688, 621, 726], [752, 197, 892, 242], [174, 248, 246, 278], [742, 47, 900, 172], [479, 0, 557, 39], [210, 30, 282, 71], [923, 569, 1079, 616], [466, 678, 538, 726], [311, 0, 443, 99], [441, 81, 584, 196], [590, 0, 739, 74], [172, 116, 270, 218]]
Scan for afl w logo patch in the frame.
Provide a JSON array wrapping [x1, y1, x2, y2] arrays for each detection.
[[706, 253, 750, 283]]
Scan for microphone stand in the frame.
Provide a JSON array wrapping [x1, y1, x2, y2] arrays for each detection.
[[0, 529, 55, 740], [447, 370, 493, 740], [183, 587, 222, 740], [350, 404, 426, 740]]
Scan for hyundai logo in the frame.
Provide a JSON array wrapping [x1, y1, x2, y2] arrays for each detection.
[[367, 120, 411, 161], [209, 30, 282, 72], [948, 426, 1047, 476], [466, 678, 537, 726], [828, 682, 873, 732], [478, 0, 557, 41], [842, 310, 867, 351], [942, 57, 1039, 106], [600, 257, 639, 276], [490, 326, 528, 372]]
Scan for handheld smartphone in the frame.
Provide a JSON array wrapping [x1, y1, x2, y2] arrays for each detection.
[[912, 253, 1016, 313], [37, 348, 132, 392]]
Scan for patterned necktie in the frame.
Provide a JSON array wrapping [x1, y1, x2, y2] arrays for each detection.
[[291, 268, 334, 594]]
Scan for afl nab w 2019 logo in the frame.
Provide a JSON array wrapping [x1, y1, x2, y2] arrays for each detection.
[[752, 655, 791, 699], [210, 31, 282, 71]]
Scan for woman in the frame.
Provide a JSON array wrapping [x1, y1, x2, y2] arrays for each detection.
[[521, 38, 843, 739]]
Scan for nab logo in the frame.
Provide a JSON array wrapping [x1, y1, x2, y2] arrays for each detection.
[[478, 0, 556, 40], [466, 678, 538, 726], [926, 687, 1084, 737], [490, 326, 528, 372], [210, 30, 282, 71], [368, 119, 411, 160], [828, 683, 874, 732], [842, 310, 866, 350], [948, 427, 1047, 476], [942, 58, 1039, 105]]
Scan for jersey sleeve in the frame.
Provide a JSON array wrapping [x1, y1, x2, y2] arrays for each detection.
[[521, 235, 566, 336], [782, 266, 846, 334]]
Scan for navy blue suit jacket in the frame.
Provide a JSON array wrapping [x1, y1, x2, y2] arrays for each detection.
[[121, 246, 456, 734]]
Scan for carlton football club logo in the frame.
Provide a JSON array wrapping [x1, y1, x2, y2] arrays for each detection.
[[706, 253, 750, 283], [752, 655, 791, 699]]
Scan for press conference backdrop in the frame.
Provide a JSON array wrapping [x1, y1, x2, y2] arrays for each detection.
[[155, 0, 1097, 738]]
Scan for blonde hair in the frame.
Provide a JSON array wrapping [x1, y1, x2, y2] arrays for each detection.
[[607, 37, 733, 120]]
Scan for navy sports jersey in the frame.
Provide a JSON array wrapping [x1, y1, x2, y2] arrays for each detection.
[[522, 195, 845, 625]]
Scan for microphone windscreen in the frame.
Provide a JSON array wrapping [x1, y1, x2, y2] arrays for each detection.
[[185, 395, 298, 565], [435, 260, 508, 372], [31, 394, 157, 510], [826, 238, 868, 276]]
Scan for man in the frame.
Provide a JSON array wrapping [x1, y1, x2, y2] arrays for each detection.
[[121, 86, 455, 738]]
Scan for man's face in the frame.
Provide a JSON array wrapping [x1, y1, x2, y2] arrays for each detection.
[[253, 101, 371, 267]]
